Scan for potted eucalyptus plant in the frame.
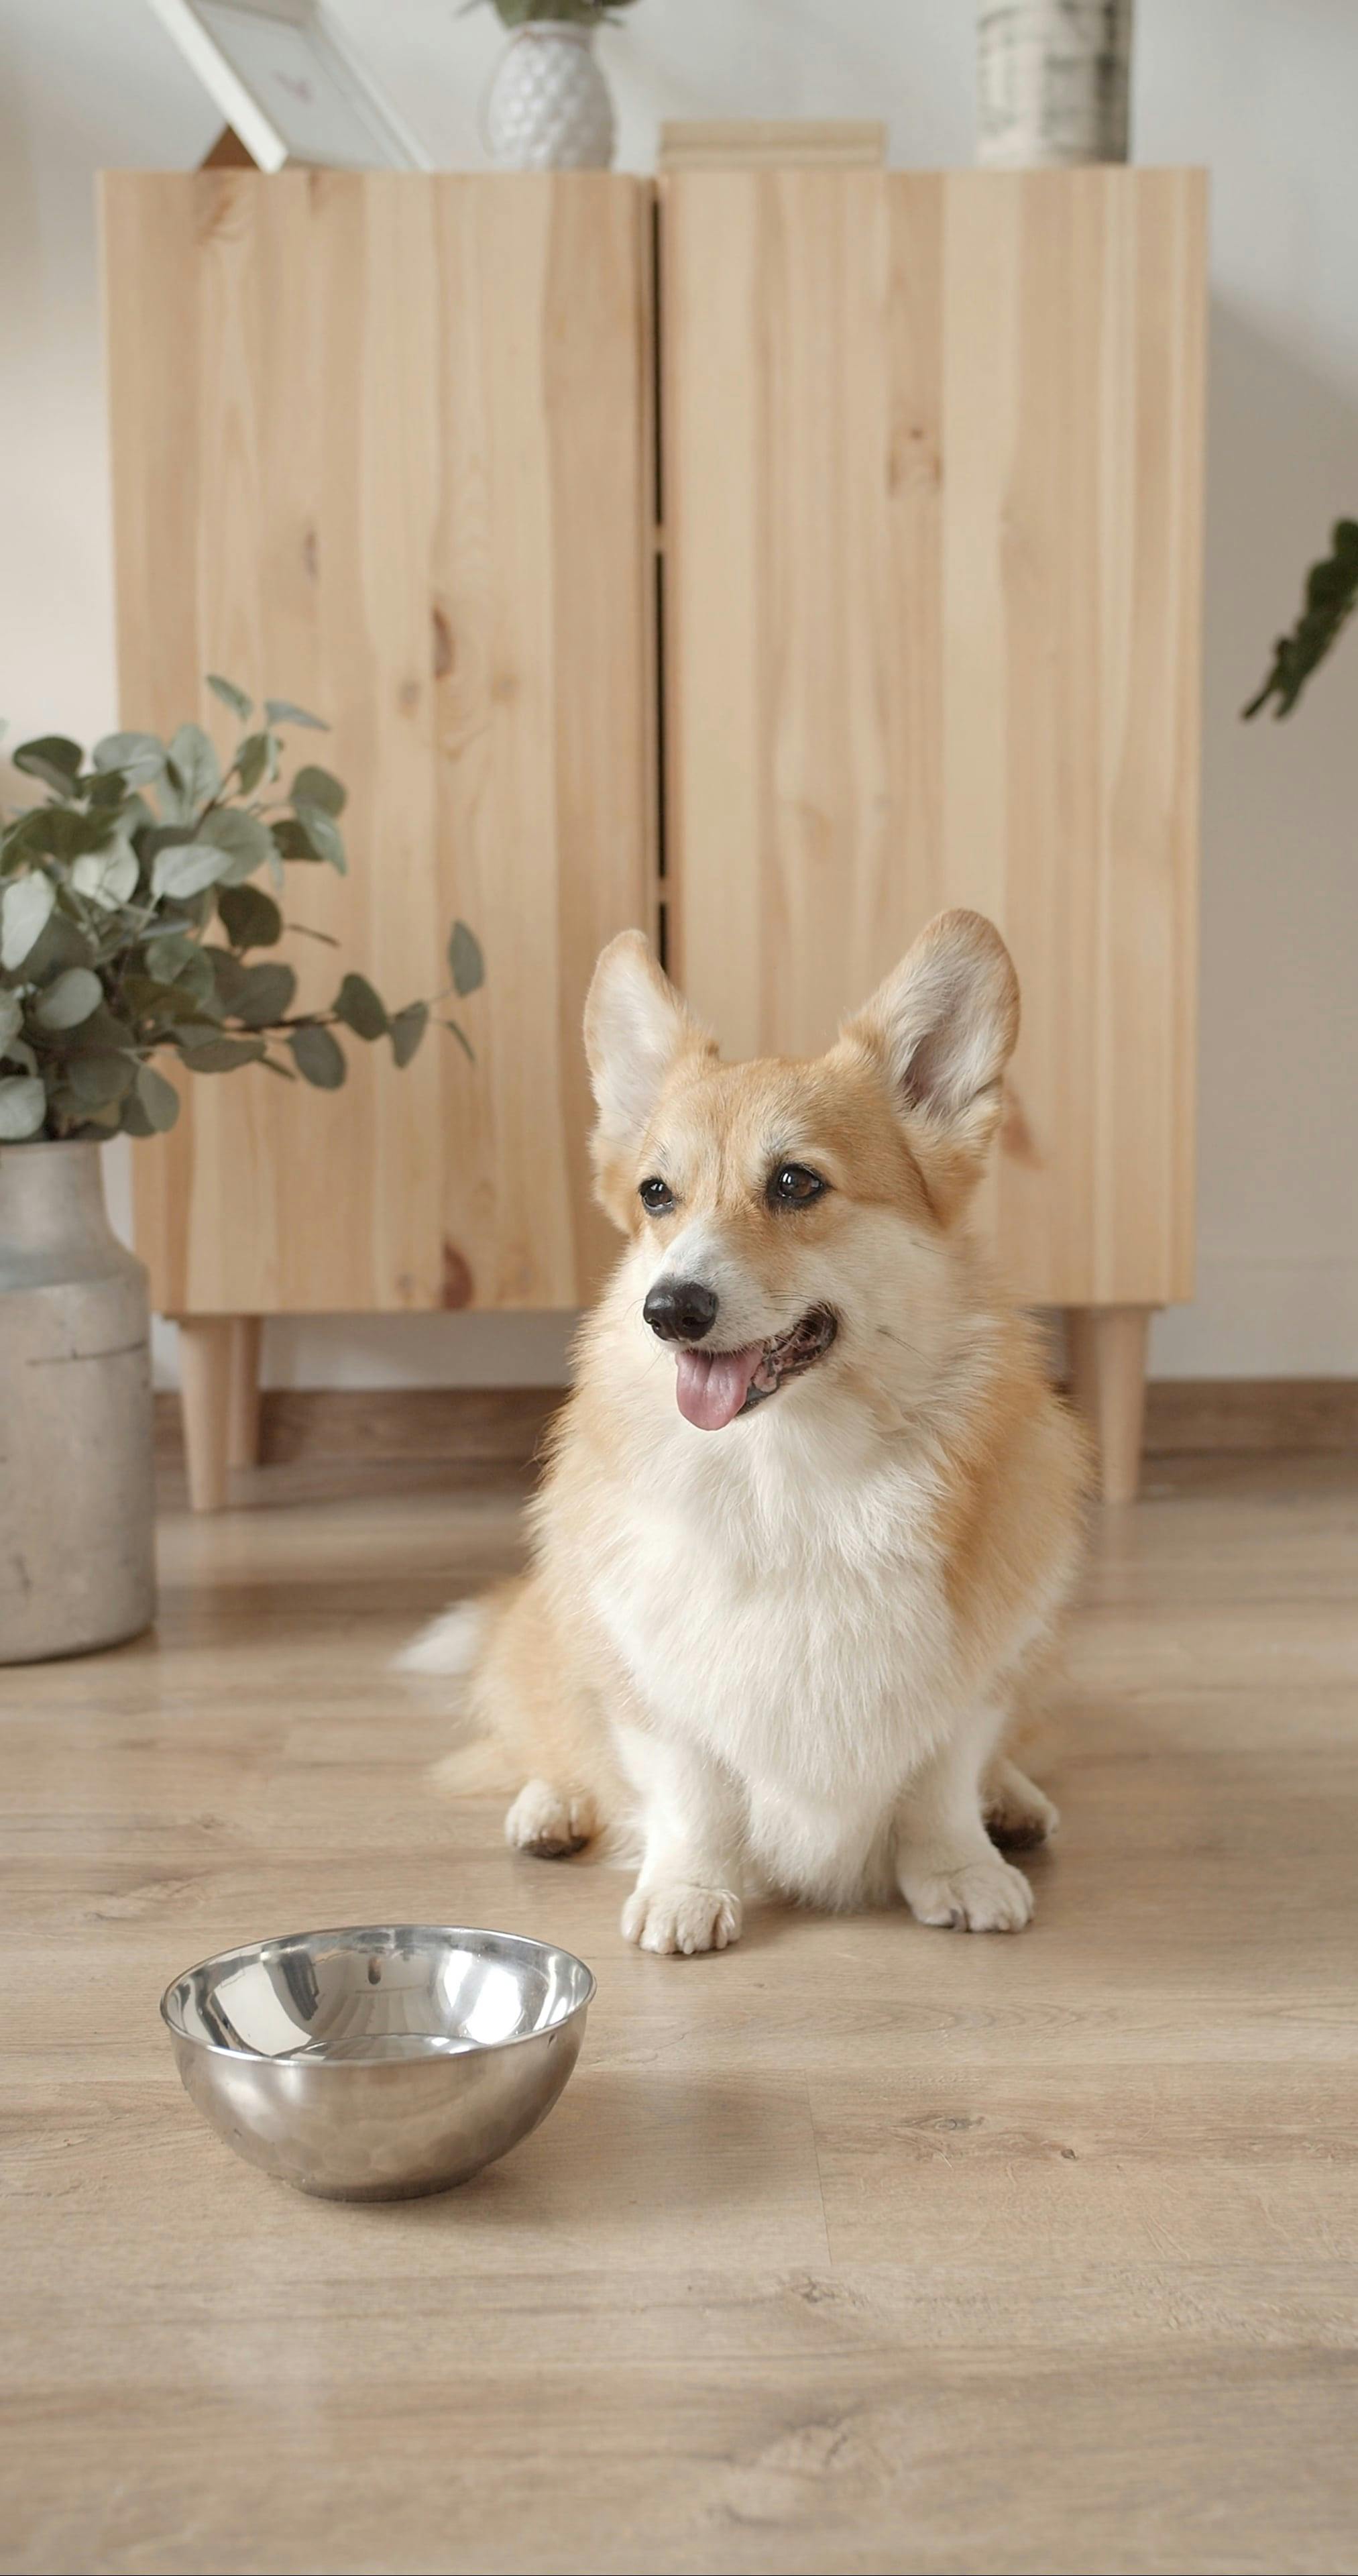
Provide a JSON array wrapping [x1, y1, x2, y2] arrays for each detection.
[[0, 677, 483, 1665], [469, 0, 640, 172]]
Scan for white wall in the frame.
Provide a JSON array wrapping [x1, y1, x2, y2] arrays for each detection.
[[2, 0, 1355, 1385]]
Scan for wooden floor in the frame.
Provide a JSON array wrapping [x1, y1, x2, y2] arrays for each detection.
[[3, 1450, 1357, 2576]]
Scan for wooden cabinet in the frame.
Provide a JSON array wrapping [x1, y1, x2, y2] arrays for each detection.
[[102, 167, 1206, 1506], [103, 172, 655, 1322]]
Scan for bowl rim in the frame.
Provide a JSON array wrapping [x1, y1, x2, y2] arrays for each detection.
[[160, 1922, 596, 2068]]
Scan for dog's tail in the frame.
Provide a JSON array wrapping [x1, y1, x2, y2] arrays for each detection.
[[394, 1599, 485, 1680]]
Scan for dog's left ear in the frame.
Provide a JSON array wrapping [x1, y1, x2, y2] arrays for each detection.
[[846, 909, 1019, 1197], [585, 930, 713, 1165]]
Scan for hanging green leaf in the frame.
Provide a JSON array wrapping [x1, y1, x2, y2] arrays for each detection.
[[389, 1000, 428, 1068], [207, 674, 253, 724], [441, 1017, 475, 1061], [333, 971, 387, 1040], [1, 872, 56, 969], [266, 698, 329, 731], [0, 1075, 46, 1140], [34, 967, 103, 1031], [13, 737, 83, 794], [288, 1022, 347, 1088], [93, 731, 165, 785], [449, 920, 485, 996], [0, 991, 23, 1056], [292, 802, 346, 872], [218, 883, 283, 951], [290, 764, 347, 816], [134, 1061, 181, 1132]]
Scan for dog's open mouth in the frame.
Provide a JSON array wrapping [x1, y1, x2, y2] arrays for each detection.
[[673, 1307, 838, 1433]]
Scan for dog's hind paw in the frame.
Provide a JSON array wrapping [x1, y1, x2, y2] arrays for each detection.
[[901, 1851, 1034, 1933], [621, 1881, 743, 1957], [984, 1758, 1060, 1852], [505, 1778, 598, 1859]]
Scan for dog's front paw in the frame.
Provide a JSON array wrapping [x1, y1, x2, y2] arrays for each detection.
[[902, 1851, 1034, 1933], [621, 1881, 743, 1956]]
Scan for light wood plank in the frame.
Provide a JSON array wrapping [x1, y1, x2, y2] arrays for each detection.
[[664, 168, 1207, 1309], [101, 172, 654, 1317]]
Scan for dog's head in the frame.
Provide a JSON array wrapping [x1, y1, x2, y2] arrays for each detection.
[[585, 911, 1019, 1432]]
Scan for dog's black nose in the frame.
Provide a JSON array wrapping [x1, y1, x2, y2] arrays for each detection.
[[643, 1277, 720, 1344]]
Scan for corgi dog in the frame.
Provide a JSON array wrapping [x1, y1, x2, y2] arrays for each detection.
[[404, 909, 1086, 1955]]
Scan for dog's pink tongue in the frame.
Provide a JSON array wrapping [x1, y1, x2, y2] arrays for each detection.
[[674, 1344, 762, 1431]]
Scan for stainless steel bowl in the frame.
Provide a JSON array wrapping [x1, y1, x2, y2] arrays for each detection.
[[161, 1925, 595, 2201]]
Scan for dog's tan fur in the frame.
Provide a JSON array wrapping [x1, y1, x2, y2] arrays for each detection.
[[406, 911, 1087, 1952]]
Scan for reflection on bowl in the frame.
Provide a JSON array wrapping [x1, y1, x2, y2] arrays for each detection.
[[162, 1925, 594, 2201]]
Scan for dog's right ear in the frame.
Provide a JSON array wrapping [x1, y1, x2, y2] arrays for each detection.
[[584, 930, 713, 1163]]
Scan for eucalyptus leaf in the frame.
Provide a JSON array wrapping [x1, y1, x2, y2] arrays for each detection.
[[442, 1016, 475, 1061], [291, 764, 347, 816], [288, 1022, 346, 1088], [13, 736, 83, 794], [134, 1061, 181, 1132], [118, 1093, 156, 1138], [449, 920, 485, 996], [71, 843, 139, 910], [68, 1050, 135, 1110], [168, 722, 221, 812], [292, 802, 346, 873], [152, 841, 231, 902], [389, 1000, 428, 1068], [34, 967, 102, 1031], [234, 731, 278, 796], [217, 882, 282, 951], [174, 1034, 267, 1073], [197, 806, 275, 884], [1, 872, 56, 969], [0, 1075, 46, 1140], [266, 698, 329, 731], [145, 932, 207, 988], [333, 971, 386, 1040], [207, 674, 253, 724], [0, 990, 23, 1055], [93, 731, 165, 786], [232, 962, 297, 1028]]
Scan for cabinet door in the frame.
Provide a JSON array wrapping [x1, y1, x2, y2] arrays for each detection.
[[663, 168, 1206, 1307], [103, 172, 654, 1314]]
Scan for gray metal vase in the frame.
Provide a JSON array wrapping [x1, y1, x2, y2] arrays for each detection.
[[0, 1141, 155, 1664]]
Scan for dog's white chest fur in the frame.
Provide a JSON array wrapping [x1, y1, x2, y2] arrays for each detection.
[[588, 1413, 953, 1903]]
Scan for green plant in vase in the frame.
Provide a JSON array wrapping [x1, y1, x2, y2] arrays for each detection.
[[0, 676, 484, 1144]]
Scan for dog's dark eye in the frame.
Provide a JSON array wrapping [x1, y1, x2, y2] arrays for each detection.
[[638, 1177, 675, 1216], [770, 1163, 827, 1208]]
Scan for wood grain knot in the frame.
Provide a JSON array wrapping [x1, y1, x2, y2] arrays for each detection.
[[431, 606, 455, 680], [441, 1242, 474, 1310]]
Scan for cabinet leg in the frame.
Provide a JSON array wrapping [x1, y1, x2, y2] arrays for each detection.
[[1066, 1307, 1154, 1506], [227, 1317, 264, 1470], [176, 1318, 235, 1513]]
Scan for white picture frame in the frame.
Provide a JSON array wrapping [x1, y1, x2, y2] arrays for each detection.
[[148, 0, 432, 172]]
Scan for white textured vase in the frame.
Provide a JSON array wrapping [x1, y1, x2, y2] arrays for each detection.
[[486, 26, 616, 172], [977, 1, 1133, 167]]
